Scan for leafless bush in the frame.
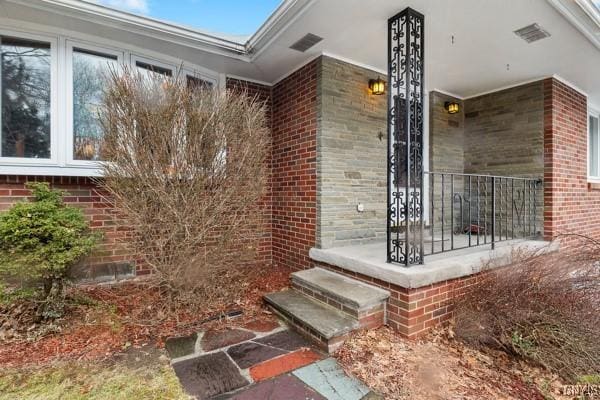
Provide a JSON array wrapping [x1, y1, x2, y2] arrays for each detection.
[[97, 68, 269, 304], [454, 236, 600, 382]]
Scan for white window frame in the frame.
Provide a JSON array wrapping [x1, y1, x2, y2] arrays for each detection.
[[588, 107, 600, 182], [0, 29, 59, 166], [0, 22, 221, 177], [66, 40, 124, 168], [131, 54, 177, 77]]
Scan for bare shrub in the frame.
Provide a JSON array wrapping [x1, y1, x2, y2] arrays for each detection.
[[454, 236, 600, 382], [97, 68, 269, 304]]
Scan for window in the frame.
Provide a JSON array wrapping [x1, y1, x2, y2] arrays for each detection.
[[134, 57, 174, 81], [72, 48, 118, 161], [187, 75, 213, 90], [1, 36, 51, 159], [590, 113, 600, 180], [0, 28, 219, 175]]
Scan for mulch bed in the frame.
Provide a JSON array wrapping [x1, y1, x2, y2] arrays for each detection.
[[0, 264, 289, 368]]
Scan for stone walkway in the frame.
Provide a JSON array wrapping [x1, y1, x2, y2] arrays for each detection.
[[165, 320, 381, 399]]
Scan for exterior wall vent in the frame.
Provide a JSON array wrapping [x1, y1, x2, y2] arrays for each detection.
[[289, 33, 323, 52], [514, 23, 551, 43]]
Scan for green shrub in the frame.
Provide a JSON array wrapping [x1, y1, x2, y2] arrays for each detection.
[[0, 182, 100, 318]]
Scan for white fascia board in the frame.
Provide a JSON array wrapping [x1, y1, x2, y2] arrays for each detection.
[[6, 0, 316, 63], [6, 0, 250, 60], [547, 0, 600, 51]]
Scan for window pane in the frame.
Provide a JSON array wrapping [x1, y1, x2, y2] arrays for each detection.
[[1, 36, 51, 158], [73, 48, 117, 161], [187, 75, 213, 90], [136, 60, 172, 80], [590, 116, 599, 177]]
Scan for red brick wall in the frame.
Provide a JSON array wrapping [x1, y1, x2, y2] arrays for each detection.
[[0, 175, 143, 274], [226, 78, 273, 265], [315, 261, 483, 338], [543, 78, 599, 243], [271, 60, 318, 271]]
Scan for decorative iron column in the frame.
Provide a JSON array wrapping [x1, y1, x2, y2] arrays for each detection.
[[387, 8, 425, 266]]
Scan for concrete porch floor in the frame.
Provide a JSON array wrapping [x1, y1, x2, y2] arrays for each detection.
[[309, 238, 555, 289]]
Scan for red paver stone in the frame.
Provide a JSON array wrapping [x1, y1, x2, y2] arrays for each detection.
[[249, 349, 323, 382], [242, 318, 280, 333], [201, 329, 256, 352]]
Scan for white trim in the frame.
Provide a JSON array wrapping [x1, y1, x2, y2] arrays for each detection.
[[5, 0, 249, 59], [0, 23, 222, 176], [271, 52, 323, 86], [249, 0, 317, 60], [588, 111, 600, 181], [0, 28, 58, 165], [430, 88, 464, 100], [321, 52, 387, 76], [225, 74, 272, 88], [551, 74, 588, 97], [462, 76, 549, 100], [546, 0, 600, 51], [66, 40, 123, 167]]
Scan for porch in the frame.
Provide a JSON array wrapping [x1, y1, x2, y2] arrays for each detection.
[[310, 239, 552, 289]]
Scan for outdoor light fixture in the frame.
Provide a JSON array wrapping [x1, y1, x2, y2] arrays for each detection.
[[444, 101, 460, 114], [369, 77, 386, 95]]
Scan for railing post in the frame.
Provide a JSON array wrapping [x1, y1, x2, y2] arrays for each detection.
[[491, 177, 496, 250]]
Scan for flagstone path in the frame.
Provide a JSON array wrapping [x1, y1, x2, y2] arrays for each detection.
[[165, 320, 382, 399]]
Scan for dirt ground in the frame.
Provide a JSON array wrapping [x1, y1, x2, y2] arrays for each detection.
[[336, 327, 570, 400]]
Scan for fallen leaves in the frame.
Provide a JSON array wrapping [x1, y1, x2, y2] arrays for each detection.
[[0, 264, 289, 368], [336, 327, 569, 400]]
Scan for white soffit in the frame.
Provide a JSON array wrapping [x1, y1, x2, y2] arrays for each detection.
[[1, 0, 600, 106]]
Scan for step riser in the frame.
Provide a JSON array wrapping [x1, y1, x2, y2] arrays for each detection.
[[266, 303, 349, 354], [291, 281, 386, 329]]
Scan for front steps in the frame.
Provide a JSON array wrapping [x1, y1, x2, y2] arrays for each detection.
[[264, 267, 390, 353]]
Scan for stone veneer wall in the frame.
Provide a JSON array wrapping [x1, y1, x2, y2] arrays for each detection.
[[464, 82, 545, 177], [317, 56, 387, 248], [429, 92, 464, 173]]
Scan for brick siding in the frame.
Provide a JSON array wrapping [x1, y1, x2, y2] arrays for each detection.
[[314, 260, 483, 338], [543, 78, 599, 242], [0, 175, 144, 276], [271, 60, 318, 271], [226, 78, 274, 265]]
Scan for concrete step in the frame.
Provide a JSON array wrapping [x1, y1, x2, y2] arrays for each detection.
[[291, 267, 390, 319], [264, 289, 359, 353]]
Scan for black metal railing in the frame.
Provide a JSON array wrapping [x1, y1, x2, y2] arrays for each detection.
[[425, 172, 542, 255]]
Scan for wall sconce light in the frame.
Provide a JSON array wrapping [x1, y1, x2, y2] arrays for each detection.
[[444, 101, 460, 114], [369, 77, 386, 95]]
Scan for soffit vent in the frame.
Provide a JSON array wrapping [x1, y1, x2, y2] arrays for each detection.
[[514, 23, 551, 43], [289, 33, 323, 52]]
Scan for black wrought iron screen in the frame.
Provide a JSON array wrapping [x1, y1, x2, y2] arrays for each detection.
[[426, 172, 542, 255], [387, 8, 425, 265]]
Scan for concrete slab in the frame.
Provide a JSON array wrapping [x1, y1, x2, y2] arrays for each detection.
[[310, 239, 556, 289], [165, 333, 198, 359], [223, 374, 327, 400], [292, 268, 390, 310], [172, 352, 248, 399], [254, 330, 312, 352], [227, 342, 287, 369], [201, 329, 256, 352], [264, 290, 358, 340], [293, 358, 370, 400]]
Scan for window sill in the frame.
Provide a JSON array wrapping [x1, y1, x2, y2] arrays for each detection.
[[588, 182, 600, 191], [0, 164, 102, 177]]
